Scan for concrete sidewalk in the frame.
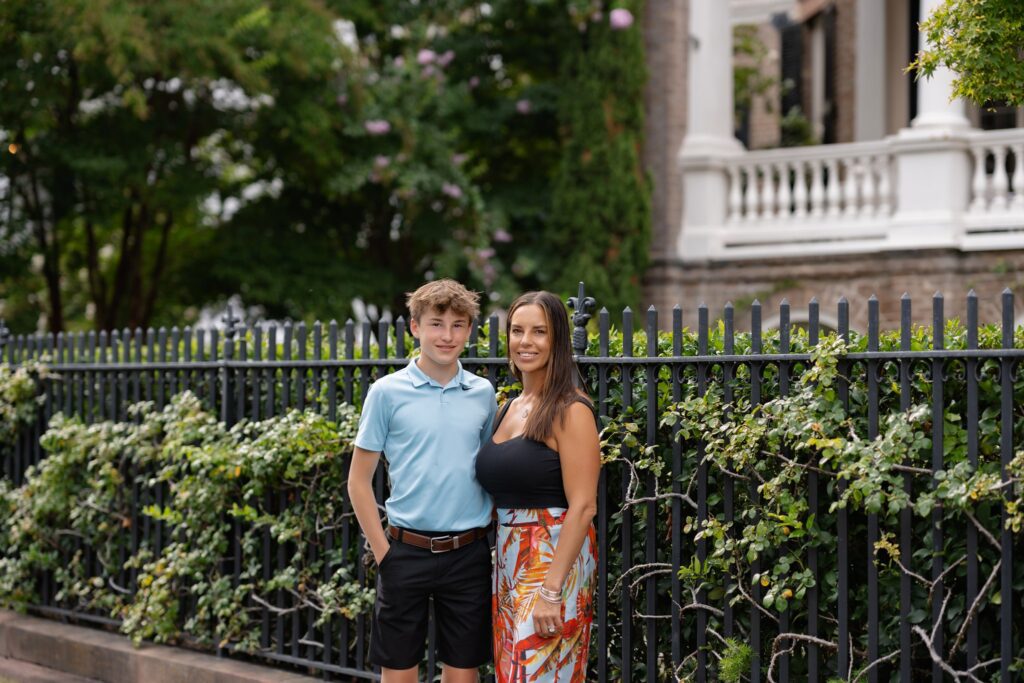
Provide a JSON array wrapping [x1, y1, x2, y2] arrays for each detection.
[[0, 610, 323, 683], [0, 655, 101, 683]]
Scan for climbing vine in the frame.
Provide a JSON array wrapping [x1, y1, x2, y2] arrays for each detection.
[[0, 392, 373, 652], [597, 328, 1024, 680]]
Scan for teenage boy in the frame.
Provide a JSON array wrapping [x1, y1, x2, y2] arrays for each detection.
[[348, 279, 497, 683]]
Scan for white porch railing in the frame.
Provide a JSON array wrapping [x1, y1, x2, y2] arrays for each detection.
[[679, 127, 1024, 261], [964, 129, 1024, 250]]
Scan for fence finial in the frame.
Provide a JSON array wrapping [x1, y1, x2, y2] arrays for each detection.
[[0, 319, 9, 350], [221, 303, 242, 340], [566, 281, 596, 357]]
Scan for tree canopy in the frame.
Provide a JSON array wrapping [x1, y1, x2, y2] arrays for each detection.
[[0, 0, 649, 332], [910, 0, 1024, 107]]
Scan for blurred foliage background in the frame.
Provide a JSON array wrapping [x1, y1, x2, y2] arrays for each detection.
[[0, 0, 650, 332]]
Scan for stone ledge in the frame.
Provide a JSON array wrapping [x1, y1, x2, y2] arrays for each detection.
[[0, 610, 321, 683], [0, 655, 101, 683]]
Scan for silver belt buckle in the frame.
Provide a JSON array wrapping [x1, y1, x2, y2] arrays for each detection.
[[429, 535, 453, 553]]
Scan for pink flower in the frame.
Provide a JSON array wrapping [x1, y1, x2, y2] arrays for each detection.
[[452, 153, 468, 166], [393, 56, 405, 68], [437, 50, 455, 67], [374, 155, 391, 168], [336, 94, 348, 107], [515, 99, 531, 114], [610, 8, 634, 30], [364, 119, 391, 135], [468, 76, 480, 89], [417, 49, 436, 65], [493, 229, 512, 243], [477, 247, 496, 260], [441, 182, 463, 199]]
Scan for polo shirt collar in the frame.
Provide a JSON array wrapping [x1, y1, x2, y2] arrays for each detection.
[[407, 357, 471, 390]]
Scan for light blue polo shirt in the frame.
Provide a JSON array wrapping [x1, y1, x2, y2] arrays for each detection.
[[354, 358, 496, 532]]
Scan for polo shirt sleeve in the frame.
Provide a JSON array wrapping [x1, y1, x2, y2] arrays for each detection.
[[479, 390, 498, 447], [354, 382, 389, 453]]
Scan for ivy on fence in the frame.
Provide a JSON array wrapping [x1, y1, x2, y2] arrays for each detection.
[[0, 386, 373, 652], [594, 324, 1024, 681]]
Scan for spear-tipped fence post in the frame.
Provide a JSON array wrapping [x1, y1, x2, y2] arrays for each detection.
[[0, 320, 9, 363], [219, 303, 243, 428]]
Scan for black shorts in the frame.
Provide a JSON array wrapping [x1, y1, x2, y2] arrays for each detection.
[[370, 531, 493, 670]]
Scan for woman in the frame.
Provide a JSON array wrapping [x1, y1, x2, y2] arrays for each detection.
[[475, 291, 601, 682]]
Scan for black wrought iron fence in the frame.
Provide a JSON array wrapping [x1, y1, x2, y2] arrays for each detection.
[[1, 286, 1023, 682]]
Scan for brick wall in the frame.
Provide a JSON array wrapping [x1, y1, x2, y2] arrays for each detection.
[[644, 249, 1024, 332], [746, 21, 783, 150], [835, 0, 856, 143]]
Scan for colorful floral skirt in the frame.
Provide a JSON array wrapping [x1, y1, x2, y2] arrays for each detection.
[[493, 507, 598, 683]]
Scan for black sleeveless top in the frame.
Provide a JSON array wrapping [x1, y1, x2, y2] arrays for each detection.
[[475, 400, 570, 509]]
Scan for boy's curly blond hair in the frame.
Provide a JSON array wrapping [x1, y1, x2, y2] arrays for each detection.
[[405, 279, 480, 322]]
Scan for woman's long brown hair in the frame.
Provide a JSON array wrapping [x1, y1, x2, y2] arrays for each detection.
[[506, 291, 592, 441]]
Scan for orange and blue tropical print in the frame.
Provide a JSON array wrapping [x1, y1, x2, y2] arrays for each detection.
[[493, 507, 597, 683]]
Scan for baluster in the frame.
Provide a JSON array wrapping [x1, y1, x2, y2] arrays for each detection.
[[744, 164, 759, 221], [1012, 143, 1024, 211], [970, 146, 988, 212], [876, 155, 893, 215], [860, 155, 877, 217], [991, 145, 1009, 210], [841, 157, 859, 218], [792, 161, 808, 218], [762, 163, 778, 219], [728, 164, 743, 222], [775, 162, 791, 220], [826, 159, 842, 218], [809, 161, 825, 218]]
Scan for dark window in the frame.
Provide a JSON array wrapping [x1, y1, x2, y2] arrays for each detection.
[[980, 102, 1018, 130], [778, 17, 803, 118], [908, 0, 920, 124], [823, 6, 837, 144]]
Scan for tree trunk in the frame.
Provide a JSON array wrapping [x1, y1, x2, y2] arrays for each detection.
[[25, 168, 65, 333]]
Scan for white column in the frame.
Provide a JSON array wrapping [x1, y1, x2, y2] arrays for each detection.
[[854, 0, 886, 140], [911, 0, 969, 129], [680, 0, 743, 156], [678, 0, 742, 261], [888, 0, 974, 249]]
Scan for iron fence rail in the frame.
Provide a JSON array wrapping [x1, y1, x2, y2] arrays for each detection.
[[2, 289, 1023, 682]]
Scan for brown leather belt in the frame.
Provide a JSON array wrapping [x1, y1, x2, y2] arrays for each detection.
[[387, 525, 489, 553]]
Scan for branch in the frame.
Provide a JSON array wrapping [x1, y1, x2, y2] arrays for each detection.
[[766, 633, 841, 683], [948, 560, 1001, 659], [891, 555, 932, 588], [611, 562, 672, 593], [928, 556, 965, 609], [851, 649, 900, 683], [912, 625, 983, 683], [733, 575, 780, 625], [965, 510, 1001, 552]]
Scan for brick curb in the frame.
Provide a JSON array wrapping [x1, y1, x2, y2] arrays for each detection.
[[0, 610, 321, 683]]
